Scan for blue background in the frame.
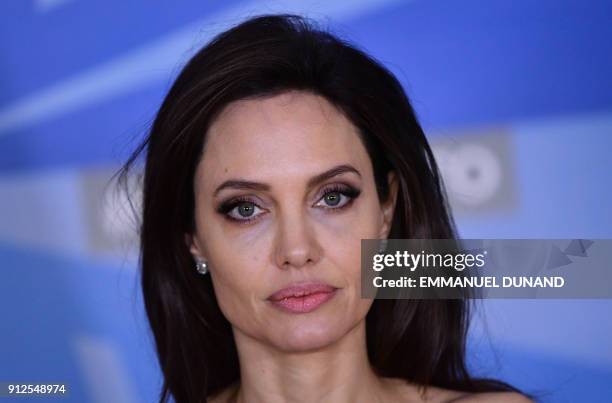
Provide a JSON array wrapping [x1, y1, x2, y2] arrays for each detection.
[[1, 1, 611, 402]]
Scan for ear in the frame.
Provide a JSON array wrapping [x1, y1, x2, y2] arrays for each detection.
[[378, 170, 399, 239], [184, 232, 207, 261]]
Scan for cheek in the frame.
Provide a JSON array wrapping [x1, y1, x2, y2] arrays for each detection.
[[322, 196, 382, 266], [329, 242, 363, 284], [197, 215, 274, 330], [206, 248, 263, 327]]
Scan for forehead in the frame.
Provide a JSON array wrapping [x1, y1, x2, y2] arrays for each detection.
[[198, 91, 370, 184]]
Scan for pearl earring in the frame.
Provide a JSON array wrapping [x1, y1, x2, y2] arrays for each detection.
[[195, 258, 208, 275]]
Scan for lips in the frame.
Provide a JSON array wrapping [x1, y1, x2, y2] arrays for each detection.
[[267, 282, 338, 314]]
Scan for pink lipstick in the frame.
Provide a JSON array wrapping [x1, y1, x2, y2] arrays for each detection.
[[267, 282, 338, 314]]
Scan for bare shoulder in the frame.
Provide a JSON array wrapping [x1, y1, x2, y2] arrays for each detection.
[[449, 391, 533, 403], [381, 378, 532, 403]]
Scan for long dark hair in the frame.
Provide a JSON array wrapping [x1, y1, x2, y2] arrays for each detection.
[[116, 13, 525, 403]]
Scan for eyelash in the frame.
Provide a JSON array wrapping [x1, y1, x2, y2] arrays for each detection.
[[216, 184, 362, 225]]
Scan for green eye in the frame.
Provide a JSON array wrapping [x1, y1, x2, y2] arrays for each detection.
[[236, 202, 256, 217], [218, 197, 265, 223], [315, 184, 361, 210], [324, 192, 342, 206]]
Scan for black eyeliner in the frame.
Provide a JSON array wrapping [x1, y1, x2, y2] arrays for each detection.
[[216, 196, 257, 215], [320, 183, 362, 199]]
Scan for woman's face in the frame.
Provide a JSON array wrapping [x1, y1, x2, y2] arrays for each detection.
[[188, 90, 397, 352]]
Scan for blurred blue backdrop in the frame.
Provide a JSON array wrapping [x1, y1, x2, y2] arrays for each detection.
[[1, 1, 611, 402]]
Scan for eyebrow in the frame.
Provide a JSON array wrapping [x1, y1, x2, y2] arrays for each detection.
[[213, 164, 362, 197]]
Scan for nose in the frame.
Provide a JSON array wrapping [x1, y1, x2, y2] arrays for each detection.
[[274, 207, 323, 270]]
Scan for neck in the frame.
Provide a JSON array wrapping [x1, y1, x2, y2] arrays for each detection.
[[231, 319, 387, 403]]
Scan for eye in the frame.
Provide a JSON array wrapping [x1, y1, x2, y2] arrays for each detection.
[[227, 201, 262, 221], [218, 198, 265, 223], [314, 184, 361, 210], [320, 191, 346, 207]]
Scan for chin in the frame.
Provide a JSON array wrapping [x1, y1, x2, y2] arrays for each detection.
[[272, 316, 347, 352]]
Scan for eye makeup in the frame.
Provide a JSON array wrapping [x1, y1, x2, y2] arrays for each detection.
[[216, 195, 265, 225], [315, 183, 361, 211], [215, 182, 362, 225]]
